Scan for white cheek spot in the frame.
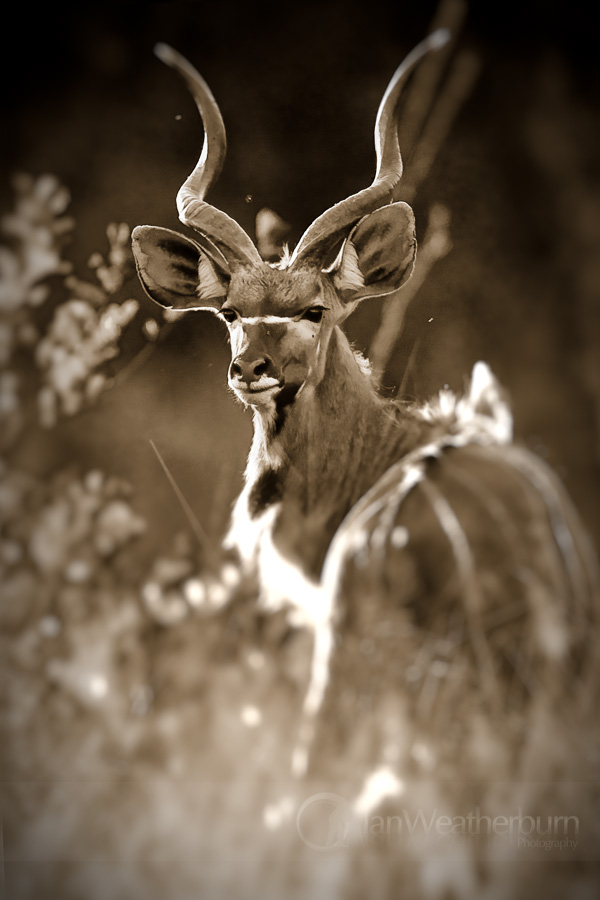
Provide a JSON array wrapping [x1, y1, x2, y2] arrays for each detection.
[[228, 320, 245, 356], [291, 319, 320, 341]]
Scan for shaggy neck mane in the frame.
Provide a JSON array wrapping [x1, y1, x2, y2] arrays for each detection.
[[246, 327, 427, 577]]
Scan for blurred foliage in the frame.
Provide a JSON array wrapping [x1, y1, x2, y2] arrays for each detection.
[[1, 169, 598, 900], [0, 171, 315, 899]]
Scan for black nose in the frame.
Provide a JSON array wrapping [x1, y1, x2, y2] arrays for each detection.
[[230, 356, 274, 384]]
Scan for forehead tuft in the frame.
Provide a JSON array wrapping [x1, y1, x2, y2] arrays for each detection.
[[227, 265, 322, 316]]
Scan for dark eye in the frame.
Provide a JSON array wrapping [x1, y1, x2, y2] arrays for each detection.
[[302, 306, 325, 323], [220, 308, 237, 323]]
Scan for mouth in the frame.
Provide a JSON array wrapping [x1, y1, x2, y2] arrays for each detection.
[[231, 378, 282, 403], [230, 378, 304, 412], [248, 381, 281, 394]]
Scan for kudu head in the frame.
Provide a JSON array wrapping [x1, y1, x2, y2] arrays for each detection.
[[132, 33, 449, 415]]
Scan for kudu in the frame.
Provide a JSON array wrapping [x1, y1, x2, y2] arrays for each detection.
[[132, 34, 598, 780]]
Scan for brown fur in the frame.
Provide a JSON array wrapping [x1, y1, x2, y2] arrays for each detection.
[[251, 327, 431, 576]]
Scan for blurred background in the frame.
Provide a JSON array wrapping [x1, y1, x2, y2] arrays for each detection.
[[1, 0, 598, 543], [1, 1, 598, 898]]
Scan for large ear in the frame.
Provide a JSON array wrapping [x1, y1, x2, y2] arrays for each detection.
[[329, 202, 416, 303], [131, 225, 229, 310]]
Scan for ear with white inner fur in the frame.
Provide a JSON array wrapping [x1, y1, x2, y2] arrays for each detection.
[[131, 225, 229, 310], [329, 202, 417, 303]]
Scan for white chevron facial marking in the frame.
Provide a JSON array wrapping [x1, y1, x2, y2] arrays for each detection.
[[239, 315, 297, 325]]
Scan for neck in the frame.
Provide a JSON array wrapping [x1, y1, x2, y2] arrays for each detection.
[[244, 328, 426, 577]]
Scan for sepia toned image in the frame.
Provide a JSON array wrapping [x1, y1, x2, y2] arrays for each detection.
[[1, 1, 598, 897]]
